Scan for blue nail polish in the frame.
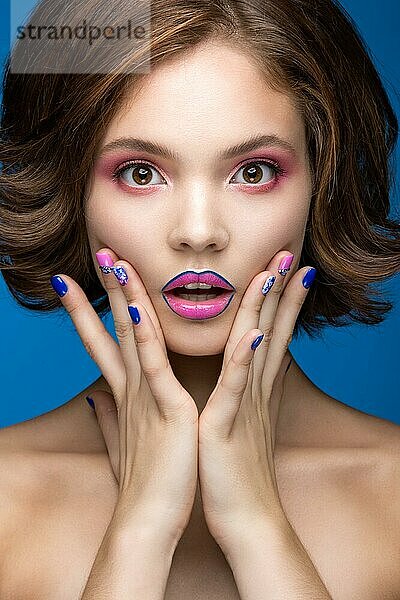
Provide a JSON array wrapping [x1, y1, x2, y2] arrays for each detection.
[[251, 334, 264, 351], [285, 357, 293, 374], [86, 395, 95, 409], [262, 275, 276, 296], [128, 305, 140, 324], [113, 265, 128, 286], [302, 268, 317, 289], [50, 275, 68, 297]]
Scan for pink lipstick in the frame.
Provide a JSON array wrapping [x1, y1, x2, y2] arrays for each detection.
[[161, 270, 236, 320]]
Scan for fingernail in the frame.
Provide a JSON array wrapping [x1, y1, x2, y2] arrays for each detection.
[[285, 357, 293, 374], [50, 275, 68, 297], [86, 395, 95, 409], [114, 265, 129, 286], [261, 275, 276, 296], [96, 251, 114, 274], [302, 267, 317, 289], [128, 305, 140, 324], [251, 333, 264, 351], [278, 253, 294, 276]]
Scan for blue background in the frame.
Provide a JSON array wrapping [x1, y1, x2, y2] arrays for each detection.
[[0, 1, 399, 427]]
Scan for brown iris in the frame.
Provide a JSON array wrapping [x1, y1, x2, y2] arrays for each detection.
[[242, 163, 263, 184], [131, 164, 153, 185]]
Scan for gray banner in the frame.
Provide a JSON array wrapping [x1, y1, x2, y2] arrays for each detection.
[[10, 0, 151, 74]]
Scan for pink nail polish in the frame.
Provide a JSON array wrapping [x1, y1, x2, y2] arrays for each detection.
[[278, 253, 294, 276], [96, 252, 114, 274]]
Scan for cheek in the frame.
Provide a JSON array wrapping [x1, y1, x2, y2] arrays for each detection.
[[252, 198, 310, 245], [245, 196, 310, 268], [85, 190, 135, 250], [85, 198, 155, 277]]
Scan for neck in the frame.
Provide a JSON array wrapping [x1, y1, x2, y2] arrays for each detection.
[[89, 348, 313, 450], [166, 348, 224, 414]]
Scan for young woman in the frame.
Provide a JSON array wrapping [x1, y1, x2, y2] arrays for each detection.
[[1, 0, 399, 598]]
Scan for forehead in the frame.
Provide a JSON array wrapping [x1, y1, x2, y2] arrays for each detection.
[[102, 41, 306, 157]]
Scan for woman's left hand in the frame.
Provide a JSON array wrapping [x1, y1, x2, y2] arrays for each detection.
[[198, 250, 316, 552]]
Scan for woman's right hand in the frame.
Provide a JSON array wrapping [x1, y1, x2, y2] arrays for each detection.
[[50, 248, 199, 546]]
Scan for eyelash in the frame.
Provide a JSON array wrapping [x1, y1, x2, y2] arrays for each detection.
[[111, 158, 286, 189]]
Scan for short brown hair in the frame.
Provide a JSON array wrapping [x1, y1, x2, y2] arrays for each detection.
[[1, 0, 399, 339]]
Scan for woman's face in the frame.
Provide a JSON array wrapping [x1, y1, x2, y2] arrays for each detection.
[[86, 40, 312, 356]]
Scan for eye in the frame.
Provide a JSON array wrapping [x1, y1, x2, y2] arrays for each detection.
[[229, 160, 284, 186], [112, 161, 166, 187]]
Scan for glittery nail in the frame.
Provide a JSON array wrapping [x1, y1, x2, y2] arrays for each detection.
[[278, 254, 294, 276], [96, 252, 114, 274], [113, 265, 128, 286], [262, 275, 276, 296]]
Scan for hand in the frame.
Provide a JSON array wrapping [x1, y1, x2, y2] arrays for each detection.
[[50, 248, 199, 545], [197, 250, 316, 551]]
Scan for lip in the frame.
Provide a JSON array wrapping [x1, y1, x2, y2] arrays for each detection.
[[161, 270, 235, 293], [161, 270, 236, 321]]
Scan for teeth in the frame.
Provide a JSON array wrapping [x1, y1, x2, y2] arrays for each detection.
[[183, 282, 213, 290], [178, 293, 219, 301]]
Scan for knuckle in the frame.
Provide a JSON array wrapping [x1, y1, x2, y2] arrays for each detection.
[[96, 404, 119, 426], [68, 299, 86, 316], [262, 326, 274, 343], [219, 374, 244, 400], [82, 338, 97, 361], [142, 358, 168, 380], [113, 318, 133, 341], [103, 403, 118, 415], [282, 331, 293, 348], [270, 278, 283, 295], [143, 364, 162, 379], [294, 294, 305, 309]]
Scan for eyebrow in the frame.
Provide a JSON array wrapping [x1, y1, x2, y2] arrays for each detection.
[[98, 133, 297, 161]]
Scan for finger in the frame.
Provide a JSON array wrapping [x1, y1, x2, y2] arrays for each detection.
[[252, 252, 296, 390], [201, 328, 264, 438], [95, 249, 141, 377], [127, 300, 192, 420], [218, 251, 294, 385], [86, 391, 120, 482], [260, 266, 316, 397], [50, 273, 126, 402], [109, 255, 168, 358]]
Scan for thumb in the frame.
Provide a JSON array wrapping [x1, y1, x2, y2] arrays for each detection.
[[86, 391, 120, 483]]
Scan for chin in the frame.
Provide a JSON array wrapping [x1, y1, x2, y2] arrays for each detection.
[[164, 331, 228, 358]]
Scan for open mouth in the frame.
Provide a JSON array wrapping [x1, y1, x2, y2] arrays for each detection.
[[170, 286, 227, 301]]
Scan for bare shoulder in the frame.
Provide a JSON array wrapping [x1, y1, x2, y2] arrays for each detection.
[[0, 376, 110, 455], [0, 395, 117, 598], [279, 379, 400, 488], [0, 381, 113, 538], [275, 364, 400, 593], [282, 358, 400, 450], [280, 358, 400, 516]]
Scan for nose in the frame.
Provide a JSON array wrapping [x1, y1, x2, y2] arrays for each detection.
[[167, 184, 229, 253]]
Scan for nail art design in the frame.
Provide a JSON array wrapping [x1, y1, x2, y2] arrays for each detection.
[[114, 265, 128, 286], [278, 254, 294, 276], [96, 252, 114, 274], [262, 275, 276, 296], [302, 267, 317, 289]]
